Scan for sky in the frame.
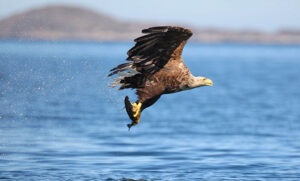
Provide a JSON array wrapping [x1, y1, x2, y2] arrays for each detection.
[[0, 0, 300, 32]]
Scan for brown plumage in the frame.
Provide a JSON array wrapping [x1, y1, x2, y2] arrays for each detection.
[[108, 26, 213, 129]]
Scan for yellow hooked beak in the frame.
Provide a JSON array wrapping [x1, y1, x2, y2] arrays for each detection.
[[204, 78, 213, 86]]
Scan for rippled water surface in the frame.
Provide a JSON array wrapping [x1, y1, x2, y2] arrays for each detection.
[[1, 41, 300, 180]]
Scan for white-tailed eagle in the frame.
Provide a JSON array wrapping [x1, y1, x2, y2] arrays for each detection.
[[109, 26, 213, 129]]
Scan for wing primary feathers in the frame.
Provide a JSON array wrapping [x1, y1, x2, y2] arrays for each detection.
[[127, 38, 159, 58], [134, 32, 163, 42], [141, 26, 169, 33], [110, 63, 131, 72], [108, 63, 131, 77], [133, 56, 152, 64], [127, 26, 193, 75]]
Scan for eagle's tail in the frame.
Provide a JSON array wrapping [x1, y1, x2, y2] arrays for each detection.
[[124, 96, 142, 130], [108, 63, 143, 90]]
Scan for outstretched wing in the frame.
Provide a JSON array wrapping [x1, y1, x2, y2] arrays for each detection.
[[109, 26, 193, 76]]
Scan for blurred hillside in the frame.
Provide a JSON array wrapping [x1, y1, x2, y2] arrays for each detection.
[[0, 5, 300, 44]]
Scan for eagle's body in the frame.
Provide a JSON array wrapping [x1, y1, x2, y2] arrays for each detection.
[[109, 26, 213, 129]]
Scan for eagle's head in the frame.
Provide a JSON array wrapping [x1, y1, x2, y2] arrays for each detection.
[[189, 76, 213, 88]]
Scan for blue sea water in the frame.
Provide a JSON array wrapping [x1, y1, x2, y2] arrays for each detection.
[[0, 40, 300, 181]]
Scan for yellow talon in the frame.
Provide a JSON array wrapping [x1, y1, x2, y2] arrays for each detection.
[[132, 102, 142, 123], [132, 103, 138, 111]]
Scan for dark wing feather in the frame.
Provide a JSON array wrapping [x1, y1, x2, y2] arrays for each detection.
[[127, 26, 193, 75]]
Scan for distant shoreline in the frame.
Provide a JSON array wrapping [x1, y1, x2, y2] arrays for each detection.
[[0, 6, 300, 45], [1, 5, 300, 45], [1, 38, 300, 46]]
